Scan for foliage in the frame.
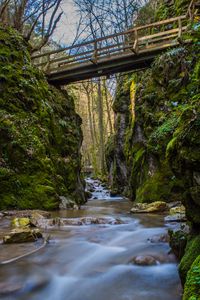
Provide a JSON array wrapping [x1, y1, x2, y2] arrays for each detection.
[[0, 26, 85, 209]]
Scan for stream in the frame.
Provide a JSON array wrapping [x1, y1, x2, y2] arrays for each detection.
[[0, 178, 182, 300]]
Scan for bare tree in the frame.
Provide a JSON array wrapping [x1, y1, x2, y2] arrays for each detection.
[[0, 0, 63, 52]]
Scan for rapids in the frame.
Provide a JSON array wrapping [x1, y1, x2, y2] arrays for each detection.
[[0, 178, 182, 300]]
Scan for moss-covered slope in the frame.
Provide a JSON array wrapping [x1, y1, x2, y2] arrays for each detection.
[[106, 1, 200, 210], [0, 26, 85, 210]]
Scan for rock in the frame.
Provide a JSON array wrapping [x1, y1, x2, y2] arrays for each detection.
[[3, 228, 43, 244], [148, 233, 169, 243], [110, 190, 118, 197], [0, 282, 23, 295], [164, 214, 186, 222], [2, 210, 51, 218], [167, 201, 182, 209], [33, 217, 125, 227], [131, 201, 168, 213], [11, 217, 30, 228], [0, 212, 3, 218], [85, 191, 92, 199], [30, 212, 45, 227], [130, 255, 158, 266], [59, 196, 75, 209], [190, 186, 200, 206], [61, 217, 125, 226], [168, 229, 188, 260], [169, 205, 185, 215]]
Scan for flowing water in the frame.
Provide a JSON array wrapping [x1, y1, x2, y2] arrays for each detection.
[[0, 178, 182, 300]]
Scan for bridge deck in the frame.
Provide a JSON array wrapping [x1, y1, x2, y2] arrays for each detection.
[[32, 1, 199, 85]]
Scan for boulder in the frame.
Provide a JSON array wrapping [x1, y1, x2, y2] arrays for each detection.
[[30, 212, 45, 227], [31, 216, 125, 228], [148, 233, 169, 243], [168, 229, 188, 260], [11, 217, 30, 228], [2, 210, 50, 218], [130, 255, 158, 266], [131, 201, 168, 213], [164, 214, 186, 222], [169, 205, 185, 215], [3, 228, 43, 244], [165, 204, 186, 222], [59, 196, 76, 209], [0, 282, 22, 295]]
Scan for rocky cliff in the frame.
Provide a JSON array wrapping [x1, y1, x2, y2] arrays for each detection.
[[106, 0, 200, 298], [0, 26, 86, 210]]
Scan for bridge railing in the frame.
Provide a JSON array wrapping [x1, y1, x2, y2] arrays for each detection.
[[32, 14, 188, 74]]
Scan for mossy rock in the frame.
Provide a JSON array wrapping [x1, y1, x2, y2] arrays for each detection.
[[183, 255, 200, 300], [0, 26, 85, 209], [179, 236, 200, 285]]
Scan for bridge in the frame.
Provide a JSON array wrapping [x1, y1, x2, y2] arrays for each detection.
[[32, 1, 199, 85]]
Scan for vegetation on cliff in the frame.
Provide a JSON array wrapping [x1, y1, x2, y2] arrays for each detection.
[[105, 0, 200, 297], [0, 26, 85, 210]]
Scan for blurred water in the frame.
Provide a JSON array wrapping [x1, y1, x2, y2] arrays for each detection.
[[0, 178, 182, 300]]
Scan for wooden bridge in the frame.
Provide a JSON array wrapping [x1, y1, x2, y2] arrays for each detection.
[[32, 1, 199, 85]]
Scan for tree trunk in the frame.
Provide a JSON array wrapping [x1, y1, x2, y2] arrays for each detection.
[[97, 78, 105, 173], [103, 77, 113, 135]]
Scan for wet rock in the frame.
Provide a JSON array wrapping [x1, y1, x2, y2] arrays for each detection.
[[59, 196, 75, 209], [165, 204, 186, 222], [34, 217, 125, 228], [3, 228, 43, 244], [164, 214, 186, 222], [148, 233, 169, 243], [0, 212, 3, 218], [130, 255, 158, 266], [1, 210, 50, 218], [11, 217, 30, 228], [0, 282, 23, 295], [169, 205, 185, 215], [168, 229, 188, 260], [110, 190, 118, 197], [167, 201, 182, 209], [62, 217, 125, 226], [30, 212, 45, 227], [131, 201, 168, 213], [85, 191, 92, 199]]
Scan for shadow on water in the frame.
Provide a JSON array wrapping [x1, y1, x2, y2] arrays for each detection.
[[0, 178, 182, 300]]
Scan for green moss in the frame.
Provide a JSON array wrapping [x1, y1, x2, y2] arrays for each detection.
[[0, 26, 85, 210], [179, 236, 200, 285], [183, 255, 200, 300]]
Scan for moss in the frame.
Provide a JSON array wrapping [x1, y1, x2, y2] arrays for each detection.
[[0, 26, 85, 210], [179, 236, 200, 285], [183, 255, 200, 300]]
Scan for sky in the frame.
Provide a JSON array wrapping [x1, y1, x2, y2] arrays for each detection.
[[52, 0, 80, 47]]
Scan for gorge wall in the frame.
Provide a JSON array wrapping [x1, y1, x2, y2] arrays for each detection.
[[0, 26, 85, 210], [106, 0, 200, 298]]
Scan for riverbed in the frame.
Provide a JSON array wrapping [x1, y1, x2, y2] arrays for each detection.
[[0, 178, 182, 300]]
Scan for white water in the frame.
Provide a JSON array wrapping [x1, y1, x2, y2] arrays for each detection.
[[0, 178, 182, 299]]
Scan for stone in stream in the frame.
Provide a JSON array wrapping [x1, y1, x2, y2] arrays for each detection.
[[164, 204, 186, 222], [30, 216, 125, 228], [164, 214, 186, 222], [148, 233, 169, 243], [130, 255, 159, 266], [1, 210, 50, 218], [11, 217, 30, 228], [3, 228, 43, 244], [131, 201, 168, 213], [59, 196, 76, 209], [0, 282, 23, 295]]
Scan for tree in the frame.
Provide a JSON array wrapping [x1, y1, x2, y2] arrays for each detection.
[[0, 0, 63, 51]]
